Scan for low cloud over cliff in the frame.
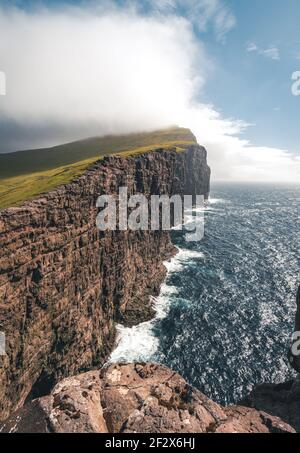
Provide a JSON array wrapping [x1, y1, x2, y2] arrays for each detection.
[[0, 1, 299, 182]]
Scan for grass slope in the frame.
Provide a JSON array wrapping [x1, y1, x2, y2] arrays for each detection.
[[0, 127, 196, 209]]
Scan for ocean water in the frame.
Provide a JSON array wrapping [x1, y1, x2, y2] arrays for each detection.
[[110, 183, 300, 405]]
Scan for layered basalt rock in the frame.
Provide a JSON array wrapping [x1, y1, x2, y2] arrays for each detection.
[[0, 363, 294, 434], [0, 145, 210, 421]]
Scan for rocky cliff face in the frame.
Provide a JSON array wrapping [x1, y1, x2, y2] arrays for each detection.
[[0, 363, 295, 434], [0, 145, 210, 421]]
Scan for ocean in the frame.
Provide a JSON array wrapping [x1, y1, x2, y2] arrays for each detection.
[[110, 183, 300, 405]]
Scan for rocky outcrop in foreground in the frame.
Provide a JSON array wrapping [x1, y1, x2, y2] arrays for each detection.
[[0, 363, 295, 434]]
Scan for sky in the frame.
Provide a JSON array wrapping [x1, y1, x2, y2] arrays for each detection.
[[0, 0, 300, 182]]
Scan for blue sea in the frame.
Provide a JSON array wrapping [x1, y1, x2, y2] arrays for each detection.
[[110, 183, 300, 405]]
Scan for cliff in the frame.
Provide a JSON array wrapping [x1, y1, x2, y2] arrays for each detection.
[[0, 363, 295, 434], [0, 144, 210, 421], [1, 291, 299, 434]]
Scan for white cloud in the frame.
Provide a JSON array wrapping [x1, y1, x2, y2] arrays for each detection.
[[130, 0, 236, 42], [0, 8, 206, 135], [246, 41, 280, 61], [0, 5, 299, 182], [246, 42, 258, 52], [206, 0, 236, 42], [261, 47, 280, 61], [179, 105, 300, 182], [179, 0, 236, 41]]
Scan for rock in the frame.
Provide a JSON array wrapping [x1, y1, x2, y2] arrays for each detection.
[[0, 363, 295, 433], [218, 407, 295, 433], [101, 363, 226, 433], [48, 371, 108, 433], [240, 378, 300, 433], [0, 145, 211, 421], [0, 371, 107, 433]]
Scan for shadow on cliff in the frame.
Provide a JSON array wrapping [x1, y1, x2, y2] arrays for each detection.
[[24, 370, 56, 404]]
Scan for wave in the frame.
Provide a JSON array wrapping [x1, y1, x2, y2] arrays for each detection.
[[109, 322, 159, 363], [208, 198, 228, 205], [109, 247, 204, 363]]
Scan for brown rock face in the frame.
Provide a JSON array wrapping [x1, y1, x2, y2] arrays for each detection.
[[0, 145, 210, 421], [0, 363, 294, 434], [0, 371, 107, 434]]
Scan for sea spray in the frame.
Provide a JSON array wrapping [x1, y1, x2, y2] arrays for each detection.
[[109, 247, 204, 363]]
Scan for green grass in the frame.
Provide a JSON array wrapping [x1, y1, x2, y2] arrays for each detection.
[[0, 127, 196, 209], [113, 141, 194, 157], [0, 158, 99, 210]]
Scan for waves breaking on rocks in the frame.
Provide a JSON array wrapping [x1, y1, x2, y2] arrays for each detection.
[[109, 247, 203, 363]]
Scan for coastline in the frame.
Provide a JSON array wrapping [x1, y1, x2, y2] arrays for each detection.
[[109, 245, 205, 364], [109, 197, 209, 364]]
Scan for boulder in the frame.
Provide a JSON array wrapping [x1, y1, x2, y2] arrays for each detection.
[[0, 363, 295, 434]]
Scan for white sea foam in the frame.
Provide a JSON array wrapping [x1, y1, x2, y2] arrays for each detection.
[[208, 198, 227, 205], [183, 214, 205, 225], [164, 248, 204, 272], [109, 247, 203, 363], [109, 322, 159, 363], [176, 248, 204, 260]]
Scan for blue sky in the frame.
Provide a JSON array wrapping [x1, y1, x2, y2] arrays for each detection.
[[0, 0, 300, 181], [201, 0, 300, 154]]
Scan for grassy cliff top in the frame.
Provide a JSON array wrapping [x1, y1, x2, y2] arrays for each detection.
[[0, 127, 196, 210]]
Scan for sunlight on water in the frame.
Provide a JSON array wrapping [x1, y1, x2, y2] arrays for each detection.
[[110, 183, 300, 404]]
